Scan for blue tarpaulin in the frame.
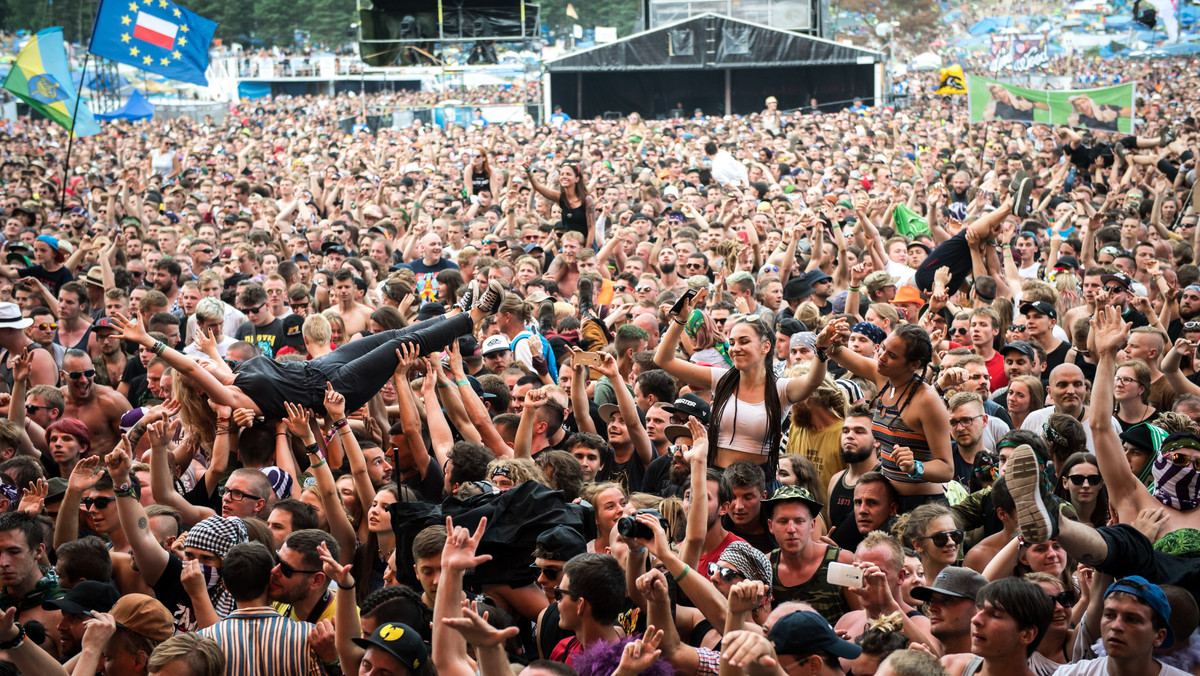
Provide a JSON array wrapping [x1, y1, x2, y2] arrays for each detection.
[[96, 90, 154, 121], [238, 82, 272, 99]]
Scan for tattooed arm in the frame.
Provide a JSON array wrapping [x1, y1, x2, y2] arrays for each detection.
[[106, 434, 172, 586]]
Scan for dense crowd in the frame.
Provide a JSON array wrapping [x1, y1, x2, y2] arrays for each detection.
[[0, 54, 1194, 676]]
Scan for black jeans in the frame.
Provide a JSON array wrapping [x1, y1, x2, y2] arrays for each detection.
[[307, 312, 474, 413], [1097, 524, 1200, 588]]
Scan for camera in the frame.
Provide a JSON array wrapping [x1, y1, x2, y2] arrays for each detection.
[[616, 509, 669, 541]]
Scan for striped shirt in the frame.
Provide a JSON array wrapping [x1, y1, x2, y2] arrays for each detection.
[[199, 606, 323, 676]]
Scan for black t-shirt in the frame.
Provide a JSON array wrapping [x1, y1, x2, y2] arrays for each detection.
[[18, 265, 73, 296], [599, 451, 652, 496], [234, 318, 285, 359], [641, 453, 685, 498], [401, 457, 445, 503], [721, 514, 776, 555], [1042, 340, 1072, 374]]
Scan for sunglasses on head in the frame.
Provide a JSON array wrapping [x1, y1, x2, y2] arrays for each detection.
[[921, 529, 965, 548], [707, 562, 745, 583], [1067, 474, 1103, 486], [67, 369, 96, 380], [276, 557, 321, 578], [81, 496, 114, 510], [1163, 451, 1200, 470]]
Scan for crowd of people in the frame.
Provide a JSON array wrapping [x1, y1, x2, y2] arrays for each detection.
[[0, 54, 1194, 676]]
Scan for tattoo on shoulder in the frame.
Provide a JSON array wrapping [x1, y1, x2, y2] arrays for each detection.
[[137, 516, 147, 530]]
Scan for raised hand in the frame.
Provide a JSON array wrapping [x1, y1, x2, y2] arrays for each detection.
[[1089, 305, 1130, 358], [684, 415, 708, 466], [103, 435, 133, 482], [443, 516, 492, 571], [317, 540, 354, 588], [232, 408, 256, 428], [80, 611, 118, 654], [109, 311, 150, 345], [283, 401, 313, 439], [68, 456, 103, 493], [727, 580, 767, 616], [324, 382, 346, 420], [614, 626, 664, 676], [594, 351, 620, 380], [394, 343, 419, 379], [442, 600, 520, 647], [146, 420, 169, 451], [18, 478, 47, 515], [193, 328, 219, 358], [11, 348, 33, 385], [524, 387, 548, 409], [816, 317, 848, 350]]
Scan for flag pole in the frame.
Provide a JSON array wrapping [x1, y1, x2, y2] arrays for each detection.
[[60, 50, 92, 211]]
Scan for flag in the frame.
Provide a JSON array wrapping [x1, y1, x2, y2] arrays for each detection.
[[1146, 0, 1179, 41], [565, 3, 579, 19], [936, 65, 967, 95], [89, 0, 217, 86], [2, 28, 102, 137]]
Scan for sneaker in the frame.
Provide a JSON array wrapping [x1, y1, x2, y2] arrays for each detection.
[[1006, 444, 1058, 543], [1113, 142, 1128, 161], [578, 276, 594, 318], [457, 281, 477, 314], [538, 298, 556, 334], [1012, 175, 1034, 218], [474, 279, 505, 315], [1160, 126, 1177, 147], [1008, 169, 1029, 193]]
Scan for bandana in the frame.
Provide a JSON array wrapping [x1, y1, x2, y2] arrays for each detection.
[[261, 466, 294, 500], [185, 516, 249, 618], [719, 541, 773, 588], [1152, 455, 1200, 511], [0, 483, 17, 510], [1152, 528, 1200, 558], [851, 322, 887, 345]]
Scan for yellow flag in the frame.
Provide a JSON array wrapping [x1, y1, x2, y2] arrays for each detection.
[[937, 65, 967, 95]]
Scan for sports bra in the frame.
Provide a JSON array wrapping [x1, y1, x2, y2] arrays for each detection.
[[709, 366, 793, 456]]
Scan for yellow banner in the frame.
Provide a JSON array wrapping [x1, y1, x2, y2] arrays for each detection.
[[937, 65, 967, 95]]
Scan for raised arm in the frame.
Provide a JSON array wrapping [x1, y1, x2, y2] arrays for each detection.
[[447, 341, 509, 458], [433, 516, 492, 676], [53, 456, 102, 551], [148, 420, 217, 527], [678, 417, 709, 568], [317, 541, 365, 672], [106, 434, 170, 586], [596, 351, 654, 467], [653, 290, 716, 390], [1087, 306, 1148, 518], [287, 399, 358, 566], [568, 350, 598, 436]]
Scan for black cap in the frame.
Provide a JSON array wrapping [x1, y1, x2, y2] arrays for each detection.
[[776, 317, 806, 337], [352, 623, 428, 672], [43, 580, 119, 615], [1019, 300, 1057, 320], [1055, 255, 1081, 270], [999, 341, 1037, 361], [768, 611, 862, 659], [1100, 272, 1133, 292], [458, 335, 480, 357], [533, 525, 587, 561], [414, 302, 445, 322], [662, 394, 711, 425], [280, 313, 305, 350], [783, 275, 813, 301]]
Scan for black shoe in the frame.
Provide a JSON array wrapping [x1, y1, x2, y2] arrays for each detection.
[[1160, 126, 1177, 147], [1008, 169, 1029, 193], [457, 281, 477, 314], [474, 279, 505, 315], [578, 277, 594, 317], [1012, 176, 1034, 218], [1006, 444, 1058, 542], [1113, 142, 1128, 161], [538, 298, 556, 334]]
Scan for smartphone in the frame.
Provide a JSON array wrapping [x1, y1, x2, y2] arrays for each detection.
[[669, 288, 698, 317], [573, 351, 603, 368], [826, 562, 864, 589]]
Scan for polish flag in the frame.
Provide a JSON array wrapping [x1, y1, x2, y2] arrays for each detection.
[[133, 11, 177, 50]]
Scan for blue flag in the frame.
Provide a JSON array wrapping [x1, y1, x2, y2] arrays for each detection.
[[89, 0, 216, 86], [3, 28, 102, 137]]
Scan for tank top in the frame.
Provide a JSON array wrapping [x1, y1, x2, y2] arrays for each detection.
[[558, 193, 589, 238], [769, 545, 849, 625], [55, 324, 92, 351], [150, 149, 176, 177], [827, 473, 856, 529], [960, 656, 984, 676], [872, 381, 934, 484], [469, 169, 491, 196]]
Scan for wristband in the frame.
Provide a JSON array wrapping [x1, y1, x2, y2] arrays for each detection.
[[672, 564, 690, 583], [848, 285, 860, 293], [304, 442, 321, 457], [456, 379, 469, 387], [436, 381, 451, 389], [0, 623, 24, 650], [324, 427, 338, 445], [153, 341, 166, 356], [629, 546, 647, 554], [815, 345, 829, 363], [310, 459, 327, 469], [337, 579, 357, 590], [115, 487, 137, 499], [674, 318, 686, 326], [331, 418, 349, 431]]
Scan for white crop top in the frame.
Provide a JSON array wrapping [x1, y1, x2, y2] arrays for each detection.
[[708, 367, 794, 456]]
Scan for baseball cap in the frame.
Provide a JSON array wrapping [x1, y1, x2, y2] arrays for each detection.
[[1019, 300, 1057, 320], [769, 610, 862, 659], [663, 424, 694, 444], [999, 341, 1037, 361], [599, 403, 645, 426], [776, 318, 806, 337], [763, 484, 823, 517], [43, 580, 119, 615], [457, 335, 480, 357], [280, 313, 305, 350], [533, 525, 587, 561], [1105, 576, 1175, 648], [662, 394, 711, 425], [414, 302, 445, 322], [1101, 272, 1133, 291], [911, 567, 989, 603], [353, 622, 429, 672], [110, 593, 174, 643], [481, 335, 510, 356], [863, 270, 899, 293]]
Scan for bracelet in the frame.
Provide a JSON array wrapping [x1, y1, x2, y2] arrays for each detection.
[[153, 341, 166, 356], [331, 418, 349, 431], [672, 564, 690, 583], [629, 546, 647, 554], [311, 459, 327, 469], [115, 486, 136, 499], [815, 345, 829, 363], [304, 442, 321, 457], [506, 209, 514, 214], [0, 623, 24, 650], [674, 318, 686, 326], [337, 579, 356, 590], [456, 379, 469, 387], [848, 285, 860, 293], [436, 381, 451, 389]]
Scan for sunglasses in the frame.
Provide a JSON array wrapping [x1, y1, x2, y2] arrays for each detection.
[[552, 587, 582, 602], [266, 288, 285, 296], [1047, 590, 1075, 608], [290, 302, 310, 310], [530, 564, 562, 579], [1067, 474, 1103, 486], [707, 562, 745, 583], [1163, 451, 1200, 470], [196, 248, 214, 254], [1183, 321, 1200, 330], [25, 404, 51, 414], [276, 557, 321, 578], [1009, 324, 1026, 332], [33, 323, 57, 331], [668, 444, 691, 457], [1104, 285, 1126, 294], [685, 262, 705, 269], [81, 496, 114, 510], [921, 529, 965, 548], [67, 369, 96, 380], [635, 285, 654, 293], [240, 303, 265, 315], [948, 327, 968, 336]]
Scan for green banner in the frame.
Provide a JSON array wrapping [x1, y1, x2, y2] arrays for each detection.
[[966, 75, 1136, 134]]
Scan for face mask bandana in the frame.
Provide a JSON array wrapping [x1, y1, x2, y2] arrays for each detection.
[[1151, 436, 1200, 511], [199, 563, 222, 591]]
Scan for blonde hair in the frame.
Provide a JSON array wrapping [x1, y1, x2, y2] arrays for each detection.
[[303, 313, 332, 345], [485, 458, 548, 487]]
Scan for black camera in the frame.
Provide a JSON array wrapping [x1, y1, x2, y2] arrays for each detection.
[[616, 509, 668, 541]]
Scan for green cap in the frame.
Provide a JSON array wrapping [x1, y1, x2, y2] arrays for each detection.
[[763, 484, 823, 517]]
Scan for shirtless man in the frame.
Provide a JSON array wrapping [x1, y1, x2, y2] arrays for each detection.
[[59, 349, 131, 457], [331, 269, 372, 336], [545, 231, 583, 300]]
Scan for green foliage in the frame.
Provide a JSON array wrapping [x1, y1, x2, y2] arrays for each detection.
[[538, 0, 641, 38]]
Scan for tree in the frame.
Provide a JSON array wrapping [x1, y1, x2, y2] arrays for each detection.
[[836, 0, 939, 48]]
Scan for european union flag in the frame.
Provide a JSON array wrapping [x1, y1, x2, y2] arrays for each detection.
[[89, 0, 217, 86]]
